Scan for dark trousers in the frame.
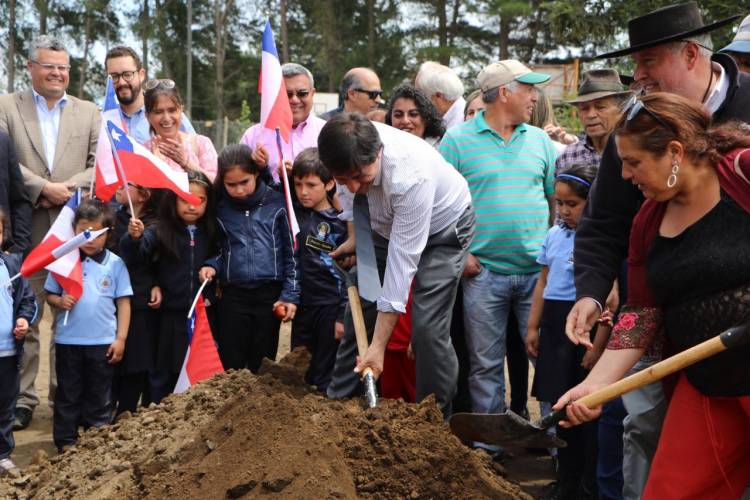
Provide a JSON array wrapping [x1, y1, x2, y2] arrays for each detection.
[[114, 371, 150, 415], [505, 311, 529, 415], [292, 304, 341, 392], [327, 206, 475, 415], [555, 420, 599, 499], [450, 287, 472, 414], [0, 356, 18, 460], [149, 370, 178, 405], [598, 398, 626, 500], [217, 284, 282, 373], [54, 344, 114, 450]]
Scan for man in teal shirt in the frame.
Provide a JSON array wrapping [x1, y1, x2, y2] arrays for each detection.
[[440, 60, 556, 451]]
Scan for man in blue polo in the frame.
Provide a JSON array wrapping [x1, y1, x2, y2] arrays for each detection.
[[439, 60, 556, 450]]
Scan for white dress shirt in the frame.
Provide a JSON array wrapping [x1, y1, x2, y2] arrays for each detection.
[[705, 62, 728, 115], [338, 123, 472, 313], [442, 97, 467, 131], [32, 89, 67, 172]]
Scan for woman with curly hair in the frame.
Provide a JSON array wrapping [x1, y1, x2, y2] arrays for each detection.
[[385, 84, 445, 146]]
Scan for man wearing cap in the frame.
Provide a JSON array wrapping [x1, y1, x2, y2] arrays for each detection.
[[565, 3, 750, 499], [556, 69, 632, 173], [439, 60, 556, 444], [720, 14, 750, 73]]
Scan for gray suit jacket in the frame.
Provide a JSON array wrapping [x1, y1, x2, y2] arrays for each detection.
[[0, 89, 99, 246]]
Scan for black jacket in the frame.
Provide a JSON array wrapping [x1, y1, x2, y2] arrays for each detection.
[[111, 206, 158, 310], [574, 54, 750, 304], [0, 252, 37, 368], [0, 132, 32, 254]]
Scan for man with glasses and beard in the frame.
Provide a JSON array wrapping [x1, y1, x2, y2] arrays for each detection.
[[240, 63, 326, 177], [104, 46, 195, 145]]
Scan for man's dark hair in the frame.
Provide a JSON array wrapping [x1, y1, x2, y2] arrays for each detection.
[[105, 46, 143, 71], [340, 72, 360, 104], [317, 113, 382, 176], [292, 147, 332, 183]]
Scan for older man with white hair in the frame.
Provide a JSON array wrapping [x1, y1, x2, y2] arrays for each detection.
[[415, 61, 466, 130], [240, 62, 325, 173]]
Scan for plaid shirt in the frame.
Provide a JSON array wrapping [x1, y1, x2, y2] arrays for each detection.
[[554, 135, 601, 175]]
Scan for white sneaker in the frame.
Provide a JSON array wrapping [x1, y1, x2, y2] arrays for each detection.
[[0, 458, 19, 477]]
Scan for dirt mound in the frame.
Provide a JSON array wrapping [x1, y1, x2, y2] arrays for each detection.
[[0, 349, 529, 499]]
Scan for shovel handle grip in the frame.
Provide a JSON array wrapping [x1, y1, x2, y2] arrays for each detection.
[[576, 323, 750, 410], [347, 285, 370, 359]]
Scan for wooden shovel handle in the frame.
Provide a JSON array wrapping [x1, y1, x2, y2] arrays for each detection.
[[576, 323, 750, 409], [347, 285, 374, 378]]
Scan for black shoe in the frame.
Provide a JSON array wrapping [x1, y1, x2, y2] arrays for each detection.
[[13, 407, 32, 431]]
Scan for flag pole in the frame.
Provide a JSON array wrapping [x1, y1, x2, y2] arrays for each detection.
[[1, 273, 21, 288], [104, 123, 138, 219], [187, 278, 210, 319], [275, 127, 299, 249]]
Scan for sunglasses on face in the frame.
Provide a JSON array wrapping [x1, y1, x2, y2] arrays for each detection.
[[143, 78, 176, 91], [109, 71, 138, 83], [353, 88, 383, 100], [286, 89, 311, 99], [623, 96, 674, 133], [31, 60, 71, 72]]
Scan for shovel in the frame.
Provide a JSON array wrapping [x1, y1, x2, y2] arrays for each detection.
[[332, 260, 378, 408], [450, 322, 750, 449]]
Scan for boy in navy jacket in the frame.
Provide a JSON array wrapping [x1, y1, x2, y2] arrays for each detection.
[[290, 148, 347, 391]]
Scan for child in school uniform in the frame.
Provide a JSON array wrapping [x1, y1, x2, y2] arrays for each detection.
[[45, 200, 132, 452], [290, 148, 347, 392], [526, 164, 612, 500], [0, 209, 36, 474], [110, 183, 160, 414], [200, 144, 299, 373], [121, 171, 216, 404]]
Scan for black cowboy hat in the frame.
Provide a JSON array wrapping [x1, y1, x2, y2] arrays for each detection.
[[597, 2, 740, 59]]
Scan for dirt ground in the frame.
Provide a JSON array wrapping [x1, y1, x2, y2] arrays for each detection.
[[8, 312, 555, 498]]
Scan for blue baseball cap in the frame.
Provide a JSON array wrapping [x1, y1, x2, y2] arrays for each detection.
[[720, 15, 750, 54]]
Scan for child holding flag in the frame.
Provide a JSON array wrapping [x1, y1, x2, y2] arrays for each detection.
[[45, 200, 132, 452], [199, 144, 299, 373], [290, 148, 347, 392], [0, 209, 36, 474]]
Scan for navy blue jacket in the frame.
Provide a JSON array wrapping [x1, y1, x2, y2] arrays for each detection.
[[295, 206, 347, 308], [207, 180, 300, 304], [1, 253, 38, 368], [0, 132, 32, 254]]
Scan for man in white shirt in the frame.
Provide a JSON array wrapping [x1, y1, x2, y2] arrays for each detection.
[[320, 113, 475, 415], [415, 61, 466, 130]]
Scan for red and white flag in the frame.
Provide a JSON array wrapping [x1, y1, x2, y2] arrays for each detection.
[[94, 77, 126, 201], [20, 192, 107, 299], [105, 121, 201, 206], [174, 295, 224, 394]]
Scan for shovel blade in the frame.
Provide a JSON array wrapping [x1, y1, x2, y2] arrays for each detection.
[[449, 411, 567, 449]]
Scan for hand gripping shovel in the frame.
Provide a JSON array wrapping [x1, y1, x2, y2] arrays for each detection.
[[332, 261, 378, 408], [450, 322, 750, 449]]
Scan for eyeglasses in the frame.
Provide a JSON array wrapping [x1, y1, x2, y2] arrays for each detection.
[[31, 60, 71, 72], [623, 96, 674, 134], [286, 89, 311, 99], [109, 71, 138, 83], [143, 79, 176, 91], [353, 88, 383, 100]]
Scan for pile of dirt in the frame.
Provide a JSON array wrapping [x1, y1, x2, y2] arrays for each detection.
[[0, 349, 530, 499]]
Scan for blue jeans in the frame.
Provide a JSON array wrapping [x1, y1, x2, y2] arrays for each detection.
[[462, 267, 538, 416]]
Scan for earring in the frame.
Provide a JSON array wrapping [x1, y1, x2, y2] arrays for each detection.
[[667, 160, 679, 188]]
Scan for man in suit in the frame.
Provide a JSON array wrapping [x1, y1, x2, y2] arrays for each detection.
[[0, 131, 32, 254], [0, 35, 99, 430]]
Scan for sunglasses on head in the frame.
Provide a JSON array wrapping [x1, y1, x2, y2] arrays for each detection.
[[353, 88, 383, 100], [143, 78, 176, 91], [286, 89, 311, 99], [623, 96, 674, 133]]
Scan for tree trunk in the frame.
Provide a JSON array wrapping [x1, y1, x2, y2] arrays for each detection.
[[437, 0, 449, 65], [321, 0, 338, 93], [7, 0, 16, 92], [186, 0, 193, 115], [367, 0, 375, 68], [154, 0, 172, 78], [280, 0, 289, 63], [141, 0, 150, 75], [214, 0, 233, 144], [499, 12, 511, 60], [78, 5, 92, 98], [35, 0, 50, 34], [447, 0, 460, 49]]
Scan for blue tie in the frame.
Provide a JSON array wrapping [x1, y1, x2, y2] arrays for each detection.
[[353, 194, 382, 302]]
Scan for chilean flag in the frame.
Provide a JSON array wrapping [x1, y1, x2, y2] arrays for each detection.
[[259, 20, 292, 143], [20, 192, 106, 299], [105, 121, 201, 206], [94, 77, 125, 201], [174, 296, 224, 394]]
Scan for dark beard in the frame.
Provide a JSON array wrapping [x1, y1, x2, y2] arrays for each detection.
[[116, 83, 141, 105]]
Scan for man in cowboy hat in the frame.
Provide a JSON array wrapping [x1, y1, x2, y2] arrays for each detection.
[[556, 69, 632, 173], [720, 14, 750, 73], [565, 3, 750, 499]]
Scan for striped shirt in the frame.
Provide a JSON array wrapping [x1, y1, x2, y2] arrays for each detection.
[[338, 122, 472, 313], [439, 110, 557, 274]]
